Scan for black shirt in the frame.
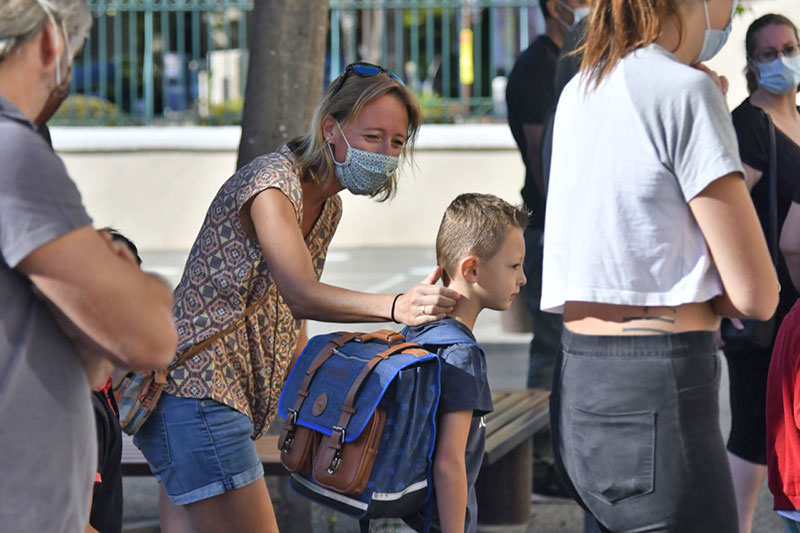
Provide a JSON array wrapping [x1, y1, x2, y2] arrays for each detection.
[[732, 98, 800, 317], [506, 35, 560, 228], [402, 318, 493, 533], [90, 381, 123, 533]]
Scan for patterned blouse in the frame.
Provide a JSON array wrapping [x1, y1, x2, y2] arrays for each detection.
[[165, 145, 342, 438]]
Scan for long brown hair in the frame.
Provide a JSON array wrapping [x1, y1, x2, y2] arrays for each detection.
[[744, 14, 799, 94], [290, 71, 421, 202], [580, 0, 683, 86]]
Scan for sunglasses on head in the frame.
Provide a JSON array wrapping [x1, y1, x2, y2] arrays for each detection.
[[330, 62, 405, 95]]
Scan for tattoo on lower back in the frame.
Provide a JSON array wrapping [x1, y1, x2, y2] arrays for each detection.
[[622, 307, 677, 325], [621, 326, 672, 334]]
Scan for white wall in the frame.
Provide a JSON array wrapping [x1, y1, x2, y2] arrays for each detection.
[[53, 125, 525, 250]]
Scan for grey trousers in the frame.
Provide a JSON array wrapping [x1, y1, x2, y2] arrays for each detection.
[[551, 329, 738, 533]]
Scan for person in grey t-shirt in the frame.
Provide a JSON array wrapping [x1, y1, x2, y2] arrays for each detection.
[[0, 2, 178, 531]]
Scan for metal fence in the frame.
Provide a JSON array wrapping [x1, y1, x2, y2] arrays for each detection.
[[54, 0, 542, 126]]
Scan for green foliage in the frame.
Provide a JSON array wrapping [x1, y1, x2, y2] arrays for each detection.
[[416, 90, 449, 123], [201, 98, 243, 125], [53, 95, 124, 125]]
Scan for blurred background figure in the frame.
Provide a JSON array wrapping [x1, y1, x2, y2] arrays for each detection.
[[723, 12, 800, 533]]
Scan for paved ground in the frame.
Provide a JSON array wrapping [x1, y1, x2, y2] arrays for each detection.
[[122, 247, 783, 532]]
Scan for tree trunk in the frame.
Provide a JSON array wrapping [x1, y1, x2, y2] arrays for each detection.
[[237, 1, 330, 170]]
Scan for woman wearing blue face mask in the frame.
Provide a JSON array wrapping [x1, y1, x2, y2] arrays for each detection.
[[132, 64, 461, 533], [724, 13, 800, 533]]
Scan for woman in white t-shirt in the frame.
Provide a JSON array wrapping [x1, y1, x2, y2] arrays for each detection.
[[542, 0, 779, 530]]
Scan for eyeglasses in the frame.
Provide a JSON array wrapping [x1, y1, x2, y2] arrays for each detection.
[[330, 62, 405, 95], [754, 43, 799, 63]]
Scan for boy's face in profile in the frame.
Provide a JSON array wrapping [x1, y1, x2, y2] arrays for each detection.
[[474, 227, 527, 311]]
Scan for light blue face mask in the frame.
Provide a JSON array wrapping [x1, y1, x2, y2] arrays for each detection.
[[758, 54, 800, 94], [695, 0, 737, 63], [330, 122, 399, 196], [555, 1, 590, 28], [573, 6, 591, 25]]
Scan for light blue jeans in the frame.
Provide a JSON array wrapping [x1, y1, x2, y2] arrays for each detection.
[[783, 516, 800, 533]]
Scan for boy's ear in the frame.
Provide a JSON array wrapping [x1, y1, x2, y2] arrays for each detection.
[[459, 255, 480, 284]]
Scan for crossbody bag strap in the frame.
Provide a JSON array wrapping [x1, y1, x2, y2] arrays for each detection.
[[157, 295, 270, 383], [765, 111, 778, 265]]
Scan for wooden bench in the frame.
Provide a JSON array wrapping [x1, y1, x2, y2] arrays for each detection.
[[122, 388, 549, 525], [476, 388, 550, 526], [121, 434, 283, 476]]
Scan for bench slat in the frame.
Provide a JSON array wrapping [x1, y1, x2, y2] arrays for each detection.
[[121, 434, 284, 476], [485, 390, 548, 436], [485, 392, 523, 423], [483, 404, 550, 466]]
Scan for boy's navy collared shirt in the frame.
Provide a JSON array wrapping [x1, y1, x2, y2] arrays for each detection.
[[402, 317, 493, 533]]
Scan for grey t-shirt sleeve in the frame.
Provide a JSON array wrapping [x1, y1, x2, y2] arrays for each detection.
[[0, 126, 92, 268], [625, 54, 743, 201]]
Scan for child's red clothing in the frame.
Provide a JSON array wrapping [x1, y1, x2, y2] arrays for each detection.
[[767, 299, 800, 510]]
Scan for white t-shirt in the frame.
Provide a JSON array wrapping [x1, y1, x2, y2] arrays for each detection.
[[541, 44, 744, 313]]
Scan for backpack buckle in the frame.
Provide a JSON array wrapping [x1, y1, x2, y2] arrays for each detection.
[[281, 431, 294, 454], [332, 425, 346, 444], [327, 449, 342, 474], [281, 409, 299, 453]]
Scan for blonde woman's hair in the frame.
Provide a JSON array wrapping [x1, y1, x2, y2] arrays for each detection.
[[436, 193, 529, 283], [290, 69, 421, 202], [0, 0, 91, 63]]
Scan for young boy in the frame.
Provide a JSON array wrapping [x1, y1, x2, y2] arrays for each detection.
[[402, 193, 528, 533], [86, 228, 142, 533], [766, 299, 800, 532]]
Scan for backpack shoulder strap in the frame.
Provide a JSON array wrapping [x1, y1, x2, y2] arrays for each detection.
[[403, 321, 479, 350]]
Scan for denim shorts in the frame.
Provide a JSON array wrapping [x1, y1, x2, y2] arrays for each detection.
[[133, 393, 264, 505]]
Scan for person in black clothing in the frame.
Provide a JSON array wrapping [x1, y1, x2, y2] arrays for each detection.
[[87, 229, 143, 533], [89, 379, 123, 533], [540, 17, 589, 198], [723, 13, 800, 533], [505, 0, 588, 497]]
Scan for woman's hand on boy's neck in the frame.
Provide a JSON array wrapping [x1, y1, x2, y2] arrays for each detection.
[[445, 276, 483, 332]]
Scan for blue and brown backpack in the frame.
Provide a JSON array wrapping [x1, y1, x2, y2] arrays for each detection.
[[277, 323, 478, 531]]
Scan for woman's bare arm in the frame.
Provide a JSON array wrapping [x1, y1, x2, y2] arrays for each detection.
[[248, 188, 459, 325], [689, 174, 778, 319]]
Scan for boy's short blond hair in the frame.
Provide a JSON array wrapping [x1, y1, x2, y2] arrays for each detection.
[[436, 193, 529, 281]]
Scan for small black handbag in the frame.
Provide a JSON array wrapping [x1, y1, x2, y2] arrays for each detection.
[[720, 111, 778, 350]]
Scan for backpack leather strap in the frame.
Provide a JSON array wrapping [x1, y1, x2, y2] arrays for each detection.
[[280, 332, 361, 452], [329, 342, 428, 446]]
